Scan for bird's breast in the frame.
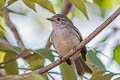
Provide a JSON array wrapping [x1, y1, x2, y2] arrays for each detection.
[[52, 28, 80, 56]]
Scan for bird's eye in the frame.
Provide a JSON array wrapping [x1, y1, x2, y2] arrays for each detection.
[[57, 18, 61, 21]]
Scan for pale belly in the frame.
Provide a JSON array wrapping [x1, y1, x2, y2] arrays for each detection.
[[51, 28, 80, 57]]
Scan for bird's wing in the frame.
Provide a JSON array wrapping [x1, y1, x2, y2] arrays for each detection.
[[72, 26, 87, 61]]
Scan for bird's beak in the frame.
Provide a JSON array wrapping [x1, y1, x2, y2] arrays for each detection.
[[46, 18, 54, 21]]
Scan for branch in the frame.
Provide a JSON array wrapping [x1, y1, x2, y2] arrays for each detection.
[[0, 38, 14, 48], [1, 7, 25, 50], [61, 0, 72, 15], [35, 7, 120, 74], [0, 38, 34, 65], [0, 50, 34, 65], [4, 7, 120, 79]]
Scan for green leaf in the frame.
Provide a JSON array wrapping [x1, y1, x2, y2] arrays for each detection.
[[100, 34, 110, 42], [115, 77, 120, 80], [7, 0, 17, 6], [7, 8, 26, 15], [87, 50, 105, 69], [73, 7, 81, 17], [0, 51, 6, 62], [113, 44, 120, 64], [0, 17, 5, 39], [3, 77, 19, 80], [55, 0, 64, 8], [90, 71, 104, 80], [113, 0, 120, 5], [0, 0, 4, 8], [60, 62, 77, 80], [93, 0, 112, 16], [25, 54, 44, 70], [102, 73, 114, 80], [0, 30, 5, 39], [23, 0, 36, 12], [10, 47, 22, 55], [30, 0, 55, 13], [21, 73, 46, 80], [34, 48, 54, 62], [4, 51, 18, 75], [0, 44, 22, 55], [70, 0, 88, 19]]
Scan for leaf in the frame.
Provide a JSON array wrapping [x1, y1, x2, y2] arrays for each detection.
[[23, 0, 36, 12], [70, 0, 89, 19], [10, 47, 22, 55], [34, 48, 54, 62], [30, 0, 55, 13], [25, 54, 44, 70], [55, 0, 64, 8], [113, 44, 120, 64], [0, 0, 4, 8], [100, 34, 110, 42], [67, 12, 72, 19], [7, 0, 17, 6], [73, 7, 81, 17], [0, 51, 6, 62], [115, 77, 120, 80], [102, 73, 114, 80], [0, 18, 5, 39], [3, 77, 19, 80], [87, 50, 105, 69], [93, 0, 112, 16], [113, 0, 120, 5], [60, 62, 77, 80], [0, 44, 22, 55], [90, 71, 104, 80], [4, 51, 18, 75], [21, 73, 46, 80], [0, 29, 5, 39], [7, 8, 26, 15]]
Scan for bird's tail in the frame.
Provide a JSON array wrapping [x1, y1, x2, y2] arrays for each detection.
[[74, 56, 92, 76]]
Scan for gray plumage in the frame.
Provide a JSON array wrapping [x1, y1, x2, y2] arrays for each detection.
[[47, 14, 92, 76]]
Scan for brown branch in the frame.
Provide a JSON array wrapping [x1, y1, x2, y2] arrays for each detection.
[[0, 38, 34, 65], [45, 37, 52, 48], [33, 7, 120, 74], [0, 50, 34, 65], [3, 7, 120, 79], [1, 7, 25, 50], [61, 0, 72, 15], [0, 38, 14, 48]]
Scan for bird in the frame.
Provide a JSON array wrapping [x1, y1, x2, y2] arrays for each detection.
[[47, 14, 92, 76]]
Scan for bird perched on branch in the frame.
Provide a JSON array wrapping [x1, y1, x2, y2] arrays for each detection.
[[47, 14, 92, 76]]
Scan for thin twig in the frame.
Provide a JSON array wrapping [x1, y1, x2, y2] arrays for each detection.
[[45, 37, 52, 48], [48, 72, 55, 80], [0, 38, 14, 48], [0, 38, 34, 65], [3, 7, 120, 79], [61, 0, 72, 15], [0, 51, 34, 65], [1, 7, 25, 50]]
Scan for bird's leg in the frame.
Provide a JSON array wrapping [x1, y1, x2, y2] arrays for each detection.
[[72, 45, 77, 51], [58, 55, 63, 62], [58, 55, 72, 65]]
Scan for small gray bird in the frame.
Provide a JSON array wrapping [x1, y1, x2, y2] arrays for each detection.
[[47, 14, 92, 76]]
